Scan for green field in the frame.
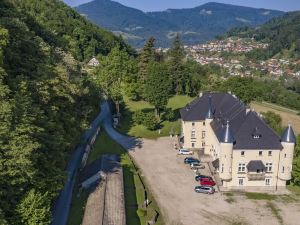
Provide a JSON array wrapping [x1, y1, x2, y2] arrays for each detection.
[[118, 95, 194, 139], [67, 130, 164, 225]]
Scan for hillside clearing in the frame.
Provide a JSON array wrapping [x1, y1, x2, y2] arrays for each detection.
[[250, 101, 300, 135]]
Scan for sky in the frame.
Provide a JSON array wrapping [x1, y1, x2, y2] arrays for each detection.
[[64, 0, 300, 12]]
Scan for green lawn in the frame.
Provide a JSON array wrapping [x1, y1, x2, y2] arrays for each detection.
[[118, 95, 194, 139], [67, 130, 164, 225], [245, 192, 277, 200]]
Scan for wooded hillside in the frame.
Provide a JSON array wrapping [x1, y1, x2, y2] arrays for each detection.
[[0, 0, 128, 224]]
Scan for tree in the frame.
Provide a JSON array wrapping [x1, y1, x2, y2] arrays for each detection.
[[292, 134, 300, 185], [0, 209, 8, 225], [138, 37, 156, 83], [95, 45, 134, 115], [144, 62, 172, 117], [168, 34, 186, 94], [261, 111, 283, 134], [17, 189, 51, 225]]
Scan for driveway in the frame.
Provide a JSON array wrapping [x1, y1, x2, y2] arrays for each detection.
[[129, 137, 293, 225]]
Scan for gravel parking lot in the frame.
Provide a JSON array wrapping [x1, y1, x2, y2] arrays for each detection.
[[130, 137, 300, 225]]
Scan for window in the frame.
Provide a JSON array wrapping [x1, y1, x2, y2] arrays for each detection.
[[203, 121, 205, 126], [238, 178, 244, 186], [241, 151, 245, 157], [238, 163, 246, 173], [266, 163, 272, 172], [282, 166, 285, 173], [265, 178, 271, 186], [192, 122, 195, 127], [284, 153, 287, 158], [202, 131, 206, 139], [268, 151, 272, 156], [202, 142, 205, 147], [191, 129, 196, 138], [221, 164, 224, 173], [192, 143, 195, 148], [259, 151, 263, 156]]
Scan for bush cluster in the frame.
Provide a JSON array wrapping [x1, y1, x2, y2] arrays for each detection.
[[133, 110, 158, 130]]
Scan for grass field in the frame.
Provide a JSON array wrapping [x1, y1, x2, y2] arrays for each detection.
[[250, 101, 300, 135], [118, 95, 194, 139], [67, 130, 164, 225]]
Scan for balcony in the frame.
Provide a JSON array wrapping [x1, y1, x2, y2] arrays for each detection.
[[247, 171, 266, 181], [247, 160, 266, 181]]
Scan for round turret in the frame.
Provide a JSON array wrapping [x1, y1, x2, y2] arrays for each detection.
[[279, 124, 296, 181], [219, 121, 234, 181]]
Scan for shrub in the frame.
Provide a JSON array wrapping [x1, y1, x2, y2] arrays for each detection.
[[143, 112, 158, 130], [133, 110, 144, 125], [163, 108, 176, 121]]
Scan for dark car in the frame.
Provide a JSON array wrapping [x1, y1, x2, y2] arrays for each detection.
[[200, 180, 216, 186], [184, 157, 200, 164], [194, 186, 215, 194], [195, 175, 212, 181]]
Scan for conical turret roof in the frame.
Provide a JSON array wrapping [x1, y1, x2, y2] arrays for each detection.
[[205, 95, 213, 119], [221, 121, 235, 143], [281, 124, 296, 143]]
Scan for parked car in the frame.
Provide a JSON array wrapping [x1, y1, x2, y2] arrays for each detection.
[[195, 175, 212, 181], [184, 157, 200, 164], [194, 186, 215, 194], [178, 149, 193, 155], [200, 179, 216, 186], [190, 163, 205, 170]]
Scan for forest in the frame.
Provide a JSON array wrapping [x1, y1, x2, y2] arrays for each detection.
[[0, 0, 129, 224], [224, 11, 300, 60]]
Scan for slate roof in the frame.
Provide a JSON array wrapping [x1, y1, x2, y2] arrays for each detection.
[[247, 160, 266, 172], [79, 155, 121, 183], [180, 92, 283, 150]]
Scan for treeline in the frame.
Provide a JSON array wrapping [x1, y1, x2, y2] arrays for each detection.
[[94, 34, 300, 127], [215, 76, 300, 110], [94, 35, 209, 120], [0, 0, 128, 224]]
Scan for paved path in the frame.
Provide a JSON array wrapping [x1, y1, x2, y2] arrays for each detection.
[[102, 102, 141, 150], [51, 101, 139, 225], [51, 102, 109, 225]]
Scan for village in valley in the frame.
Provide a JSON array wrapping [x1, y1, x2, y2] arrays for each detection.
[[181, 38, 300, 78]]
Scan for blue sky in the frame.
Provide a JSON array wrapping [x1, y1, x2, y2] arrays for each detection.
[[64, 0, 300, 12]]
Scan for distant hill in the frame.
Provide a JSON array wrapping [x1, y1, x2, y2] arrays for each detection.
[[225, 11, 300, 59], [75, 0, 284, 48]]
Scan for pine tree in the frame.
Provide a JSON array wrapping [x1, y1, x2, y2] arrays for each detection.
[[144, 62, 172, 118], [168, 34, 186, 94], [137, 37, 156, 96]]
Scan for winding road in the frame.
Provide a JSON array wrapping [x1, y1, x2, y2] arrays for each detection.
[[51, 101, 137, 225]]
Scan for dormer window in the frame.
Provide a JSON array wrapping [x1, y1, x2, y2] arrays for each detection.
[[252, 127, 262, 139]]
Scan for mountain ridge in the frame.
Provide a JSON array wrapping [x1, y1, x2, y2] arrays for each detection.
[[75, 0, 284, 47]]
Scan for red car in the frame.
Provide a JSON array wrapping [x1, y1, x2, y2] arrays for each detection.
[[199, 177, 213, 182], [200, 179, 216, 186]]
